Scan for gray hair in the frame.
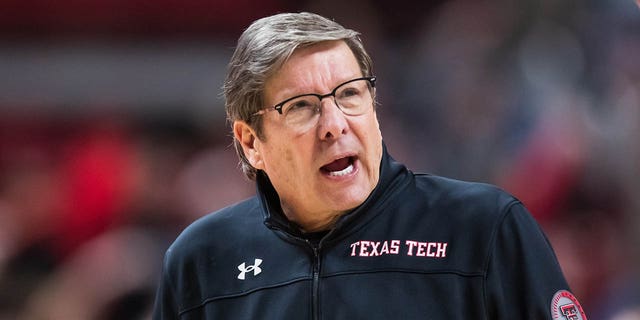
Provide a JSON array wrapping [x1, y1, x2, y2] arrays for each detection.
[[223, 12, 374, 180]]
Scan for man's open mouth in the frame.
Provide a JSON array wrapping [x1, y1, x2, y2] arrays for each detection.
[[320, 156, 356, 177]]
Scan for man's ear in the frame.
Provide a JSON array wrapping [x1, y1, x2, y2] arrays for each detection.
[[233, 121, 264, 170]]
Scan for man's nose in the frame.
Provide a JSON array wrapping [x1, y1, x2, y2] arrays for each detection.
[[317, 97, 348, 140]]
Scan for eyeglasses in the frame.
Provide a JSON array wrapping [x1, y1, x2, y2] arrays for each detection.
[[254, 76, 376, 132]]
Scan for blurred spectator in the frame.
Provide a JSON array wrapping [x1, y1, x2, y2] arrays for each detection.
[[18, 227, 162, 320], [0, 144, 63, 318], [174, 146, 253, 222], [54, 118, 139, 258]]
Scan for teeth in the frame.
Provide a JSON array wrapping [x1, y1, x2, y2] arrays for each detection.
[[328, 163, 354, 177]]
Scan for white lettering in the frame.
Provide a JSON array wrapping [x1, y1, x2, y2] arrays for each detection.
[[360, 241, 370, 256], [404, 240, 448, 259], [416, 242, 427, 257], [350, 241, 360, 256], [425, 242, 436, 257], [380, 241, 389, 255], [436, 242, 447, 258], [369, 241, 380, 256], [390, 240, 400, 254], [405, 240, 418, 256], [349, 240, 403, 257], [351, 240, 447, 258]]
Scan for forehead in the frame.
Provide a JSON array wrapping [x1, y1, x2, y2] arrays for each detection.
[[265, 41, 362, 102]]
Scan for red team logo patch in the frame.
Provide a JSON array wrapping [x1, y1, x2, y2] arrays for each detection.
[[551, 290, 587, 320]]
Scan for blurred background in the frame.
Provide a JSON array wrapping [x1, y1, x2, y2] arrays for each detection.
[[0, 0, 639, 319]]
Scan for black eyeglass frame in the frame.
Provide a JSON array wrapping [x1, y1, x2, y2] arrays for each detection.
[[254, 76, 377, 117]]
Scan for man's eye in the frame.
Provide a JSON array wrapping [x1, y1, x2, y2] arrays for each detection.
[[338, 88, 360, 98], [286, 100, 315, 112]]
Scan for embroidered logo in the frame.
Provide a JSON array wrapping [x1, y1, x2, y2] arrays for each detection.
[[349, 239, 448, 258], [237, 258, 263, 280], [551, 290, 587, 320]]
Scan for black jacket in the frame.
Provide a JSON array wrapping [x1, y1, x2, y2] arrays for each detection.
[[153, 147, 575, 319]]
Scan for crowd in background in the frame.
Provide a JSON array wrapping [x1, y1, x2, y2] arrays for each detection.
[[1, 0, 639, 319]]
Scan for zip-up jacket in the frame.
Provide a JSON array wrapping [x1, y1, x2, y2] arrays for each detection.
[[153, 146, 580, 319]]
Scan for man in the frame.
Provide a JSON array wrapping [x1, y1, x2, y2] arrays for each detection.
[[153, 12, 586, 319]]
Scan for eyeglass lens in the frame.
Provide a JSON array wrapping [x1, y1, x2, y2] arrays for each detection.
[[281, 78, 373, 129]]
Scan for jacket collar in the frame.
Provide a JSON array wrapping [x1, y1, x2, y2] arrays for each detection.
[[257, 142, 412, 240]]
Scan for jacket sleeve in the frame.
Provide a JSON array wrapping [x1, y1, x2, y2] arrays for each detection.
[[152, 250, 180, 320], [484, 201, 574, 319]]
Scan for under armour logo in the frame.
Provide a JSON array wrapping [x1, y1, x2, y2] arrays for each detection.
[[237, 258, 263, 280]]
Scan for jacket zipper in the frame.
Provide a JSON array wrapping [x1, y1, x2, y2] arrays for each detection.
[[309, 241, 321, 320], [267, 224, 324, 320]]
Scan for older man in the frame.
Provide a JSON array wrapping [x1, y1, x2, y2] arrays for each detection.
[[153, 12, 586, 320]]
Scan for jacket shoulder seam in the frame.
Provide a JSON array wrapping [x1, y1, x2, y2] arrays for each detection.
[[481, 198, 521, 319]]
